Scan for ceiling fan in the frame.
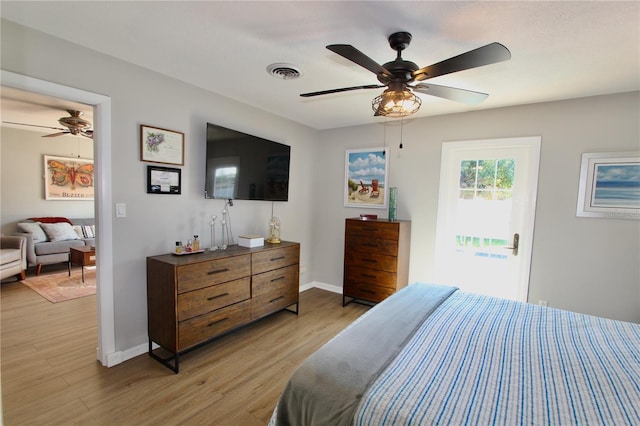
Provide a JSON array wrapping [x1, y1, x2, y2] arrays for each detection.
[[301, 32, 511, 117], [3, 109, 93, 139]]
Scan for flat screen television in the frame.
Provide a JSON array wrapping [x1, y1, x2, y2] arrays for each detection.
[[205, 122, 290, 201]]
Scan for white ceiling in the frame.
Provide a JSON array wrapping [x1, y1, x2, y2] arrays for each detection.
[[1, 1, 638, 131]]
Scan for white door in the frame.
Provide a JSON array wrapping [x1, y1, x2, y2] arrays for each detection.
[[434, 137, 541, 302]]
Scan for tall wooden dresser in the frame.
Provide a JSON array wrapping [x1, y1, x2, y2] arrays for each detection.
[[146, 241, 299, 372], [343, 218, 411, 305]]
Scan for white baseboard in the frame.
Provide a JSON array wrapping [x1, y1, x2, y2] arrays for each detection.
[[104, 341, 158, 367], [106, 282, 342, 367], [305, 281, 342, 294]]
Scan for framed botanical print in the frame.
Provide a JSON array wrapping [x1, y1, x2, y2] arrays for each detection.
[[140, 124, 184, 165]]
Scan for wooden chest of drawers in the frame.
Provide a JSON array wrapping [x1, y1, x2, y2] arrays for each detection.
[[343, 218, 411, 305], [147, 241, 299, 372]]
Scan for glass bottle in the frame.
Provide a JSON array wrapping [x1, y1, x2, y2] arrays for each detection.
[[175, 241, 183, 254], [193, 235, 199, 251]]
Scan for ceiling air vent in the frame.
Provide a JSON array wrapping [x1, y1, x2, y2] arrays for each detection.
[[267, 63, 302, 80]]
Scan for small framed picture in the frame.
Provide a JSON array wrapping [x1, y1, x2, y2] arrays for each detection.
[[576, 151, 640, 220], [140, 124, 184, 165], [147, 165, 181, 194]]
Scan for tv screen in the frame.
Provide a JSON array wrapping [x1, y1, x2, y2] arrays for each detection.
[[205, 123, 290, 201]]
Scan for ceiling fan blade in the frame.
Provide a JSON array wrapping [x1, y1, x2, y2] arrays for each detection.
[[2, 121, 67, 131], [413, 83, 489, 105], [326, 44, 394, 79], [413, 42, 511, 82], [301, 84, 384, 98], [81, 130, 94, 139], [42, 131, 70, 138]]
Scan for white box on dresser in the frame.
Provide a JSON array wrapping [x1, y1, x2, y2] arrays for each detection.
[[238, 235, 265, 248]]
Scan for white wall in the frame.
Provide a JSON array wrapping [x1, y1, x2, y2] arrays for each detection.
[[313, 92, 640, 323], [0, 127, 94, 235]]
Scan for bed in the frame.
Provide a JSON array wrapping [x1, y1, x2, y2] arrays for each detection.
[[270, 283, 640, 425]]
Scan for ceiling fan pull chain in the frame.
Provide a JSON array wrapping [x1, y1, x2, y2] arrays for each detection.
[[383, 121, 387, 155], [399, 118, 404, 149]]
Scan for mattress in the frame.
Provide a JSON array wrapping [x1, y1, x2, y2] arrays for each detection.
[[271, 284, 640, 425]]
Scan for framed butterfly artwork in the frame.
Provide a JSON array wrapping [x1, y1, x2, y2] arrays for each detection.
[[44, 155, 95, 201]]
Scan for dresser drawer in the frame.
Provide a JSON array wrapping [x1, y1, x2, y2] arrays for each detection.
[[177, 277, 250, 321], [344, 265, 397, 289], [344, 249, 398, 272], [252, 245, 299, 275], [346, 219, 399, 240], [178, 299, 251, 350], [177, 255, 251, 293], [251, 264, 299, 319], [345, 236, 399, 256], [344, 281, 396, 303]]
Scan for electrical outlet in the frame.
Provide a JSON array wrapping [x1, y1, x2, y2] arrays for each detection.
[[539, 300, 548, 307]]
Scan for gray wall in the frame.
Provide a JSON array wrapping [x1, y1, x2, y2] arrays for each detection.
[[0, 127, 94, 235], [312, 92, 640, 322], [1, 18, 638, 364], [1, 20, 319, 351]]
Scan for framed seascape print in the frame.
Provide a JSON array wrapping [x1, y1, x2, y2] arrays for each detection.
[[140, 124, 185, 165], [576, 151, 640, 220], [147, 165, 181, 194], [344, 147, 389, 208], [44, 155, 94, 200]]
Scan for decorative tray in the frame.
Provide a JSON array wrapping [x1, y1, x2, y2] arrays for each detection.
[[172, 249, 204, 256]]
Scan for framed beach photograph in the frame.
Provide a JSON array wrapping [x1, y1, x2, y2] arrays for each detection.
[[44, 155, 94, 200], [147, 165, 181, 194], [576, 151, 640, 220], [140, 124, 184, 165], [344, 147, 389, 208]]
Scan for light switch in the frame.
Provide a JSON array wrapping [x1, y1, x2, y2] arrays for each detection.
[[116, 203, 127, 218]]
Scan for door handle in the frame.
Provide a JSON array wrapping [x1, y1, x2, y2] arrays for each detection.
[[504, 233, 519, 256]]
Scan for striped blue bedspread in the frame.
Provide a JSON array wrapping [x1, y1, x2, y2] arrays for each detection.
[[354, 288, 640, 425]]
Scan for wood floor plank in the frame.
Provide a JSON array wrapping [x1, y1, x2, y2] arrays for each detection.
[[2, 278, 368, 425]]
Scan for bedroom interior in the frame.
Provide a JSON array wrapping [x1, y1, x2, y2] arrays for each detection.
[[1, 1, 639, 424]]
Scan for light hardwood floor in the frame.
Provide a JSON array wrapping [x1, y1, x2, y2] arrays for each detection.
[[1, 275, 369, 425]]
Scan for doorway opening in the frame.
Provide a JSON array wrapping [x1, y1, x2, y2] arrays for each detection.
[[1, 70, 115, 365]]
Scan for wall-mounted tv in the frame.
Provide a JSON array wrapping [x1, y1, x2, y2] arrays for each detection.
[[205, 122, 290, 201]]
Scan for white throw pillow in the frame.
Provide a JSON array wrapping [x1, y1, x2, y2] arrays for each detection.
[[72, 225, 85, 239], [82, 225, 95, 239], [40, 222, 80, 242], [17, 222, 48, 242]]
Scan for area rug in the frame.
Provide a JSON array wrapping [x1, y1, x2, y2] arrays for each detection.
[[20, 267, 96, 303]]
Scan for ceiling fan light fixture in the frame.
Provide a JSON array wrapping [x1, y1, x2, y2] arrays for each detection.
[[372, 88, 421, 118]]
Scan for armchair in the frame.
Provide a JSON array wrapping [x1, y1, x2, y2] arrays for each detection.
[[1, 235, 27, 281]]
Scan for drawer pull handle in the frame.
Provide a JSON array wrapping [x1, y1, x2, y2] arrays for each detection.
[[207, 293, 229, 301], [362, 243, 378, 248], [269, 296, 285, 304], [362, 289, 375, 294], [207, 318, 228, 327], [362, 274, 377, 279], [208, 268, 229, 275], [363, 259, 376, 263], [271, 276, 285, 283], [270, 256, 285, 261]]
